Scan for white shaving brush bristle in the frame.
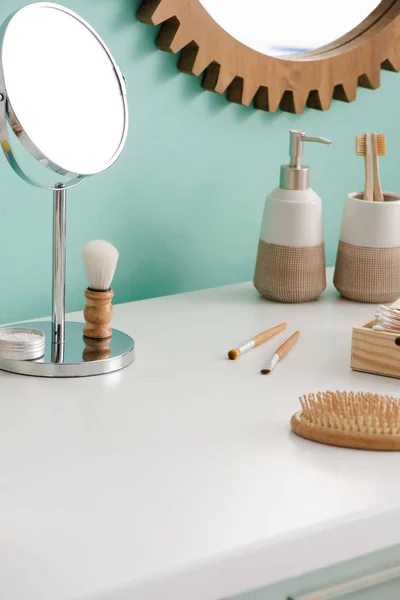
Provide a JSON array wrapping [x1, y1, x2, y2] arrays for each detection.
[[82, 240, 119, 291]]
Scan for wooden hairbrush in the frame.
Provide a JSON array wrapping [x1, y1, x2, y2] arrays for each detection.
[[291, 390, 400, 451]]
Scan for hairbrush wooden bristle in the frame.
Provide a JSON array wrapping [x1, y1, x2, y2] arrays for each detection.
[[291, 391, 400, 450], [355, 133, 372, 201]]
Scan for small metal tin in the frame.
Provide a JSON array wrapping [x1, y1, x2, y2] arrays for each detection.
[[0, 327, 45, 360]]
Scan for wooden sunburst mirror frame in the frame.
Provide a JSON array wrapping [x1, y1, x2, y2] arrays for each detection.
[[138, 0, 400, 113]]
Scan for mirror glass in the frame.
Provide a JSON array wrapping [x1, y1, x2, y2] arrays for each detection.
[[199, 0, 381, 56], [0, 3, 127, 177]]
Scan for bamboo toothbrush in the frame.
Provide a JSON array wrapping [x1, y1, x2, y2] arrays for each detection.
[[355, 133, 372, 201], [371, 133, 387, 202], [82, 240, 119, 339]]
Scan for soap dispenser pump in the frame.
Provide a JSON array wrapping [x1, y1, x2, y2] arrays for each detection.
[[254, 130, 331, 303]]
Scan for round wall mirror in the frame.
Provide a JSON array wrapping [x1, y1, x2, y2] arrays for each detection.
[[199, 0, 381, 56], [0, 2, 128, 180], [138, 0, 400, 113]]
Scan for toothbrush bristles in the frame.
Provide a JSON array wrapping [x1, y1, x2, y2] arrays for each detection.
[[375, 133, 387, 156], [355, 133, 367, 156]]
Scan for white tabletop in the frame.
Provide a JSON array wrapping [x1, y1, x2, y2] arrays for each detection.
[[2, 269, 400, 600]]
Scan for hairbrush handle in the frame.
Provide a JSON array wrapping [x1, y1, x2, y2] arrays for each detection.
[[253, 322, 287, 346], [276, 330, 300, 358]]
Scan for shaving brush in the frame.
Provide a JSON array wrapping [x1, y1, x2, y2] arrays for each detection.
[[82, 240, 119, 339]]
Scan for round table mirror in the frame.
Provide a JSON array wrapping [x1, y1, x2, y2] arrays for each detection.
[[0, 2, 134, 377], [0, 2, 128, 179]]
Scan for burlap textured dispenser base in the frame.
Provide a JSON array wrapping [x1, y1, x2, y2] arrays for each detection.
[[334, 241, 400, 303], [254, 240, 326, 303]]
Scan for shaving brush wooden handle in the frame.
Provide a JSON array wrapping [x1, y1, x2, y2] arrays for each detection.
[[82, 335, 112, 361], [83, 289, 114, 339]]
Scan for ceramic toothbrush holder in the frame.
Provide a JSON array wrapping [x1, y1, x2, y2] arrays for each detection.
[[334, 192, 400, 303]]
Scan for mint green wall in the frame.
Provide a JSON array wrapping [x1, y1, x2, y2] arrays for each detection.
[[0, 0, 399, 323]]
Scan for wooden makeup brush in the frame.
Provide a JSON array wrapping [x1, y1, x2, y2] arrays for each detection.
[[228, 322, 287, 360], [355, 133, 372, 201], [82, 240, 119, 339], [371, 133, 386, 202], [260, 330, 300, 374]]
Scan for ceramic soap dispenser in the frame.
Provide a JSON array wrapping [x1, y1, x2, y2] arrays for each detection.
[[254, 130, 331, 303]]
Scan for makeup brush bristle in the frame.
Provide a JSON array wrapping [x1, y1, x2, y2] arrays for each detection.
[[355, 133, 366, 156], [82, 240, 119, 291]]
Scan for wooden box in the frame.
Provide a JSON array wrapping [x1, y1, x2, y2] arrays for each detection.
[[351, 318, 400, 379]]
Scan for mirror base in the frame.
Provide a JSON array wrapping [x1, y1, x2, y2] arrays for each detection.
[[0, 321, 135, 377]]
